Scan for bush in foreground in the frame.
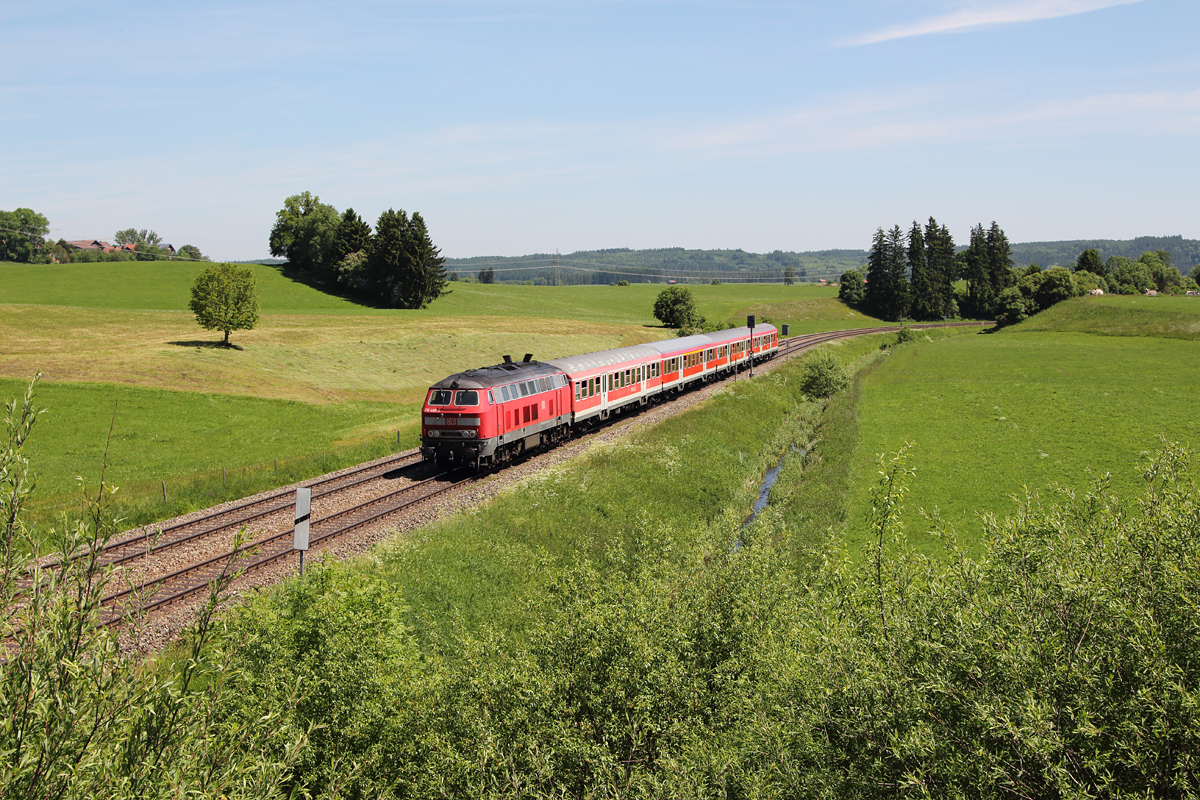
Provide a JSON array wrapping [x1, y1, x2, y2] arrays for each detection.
[[800, 350, 851, 398]]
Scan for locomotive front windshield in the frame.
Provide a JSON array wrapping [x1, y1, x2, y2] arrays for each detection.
[[427, 389, 480, 406]]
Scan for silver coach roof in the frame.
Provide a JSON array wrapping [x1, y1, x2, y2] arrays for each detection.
[[702, 323, 777, 344], [546, 344, 661, 375], [644, 333, 713, 356]]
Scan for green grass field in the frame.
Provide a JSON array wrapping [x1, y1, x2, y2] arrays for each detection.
[[841, 330, 1200, 559], [2, 260, 884, 528], [1014, 294, 1200, 339]]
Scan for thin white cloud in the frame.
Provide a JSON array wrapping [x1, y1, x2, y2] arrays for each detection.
[[846, 0, 1147, 46]]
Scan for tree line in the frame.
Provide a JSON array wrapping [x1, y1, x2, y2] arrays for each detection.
[[268, 192, 450, 309], [840, 220, 1199, 326], [1, 206, 206, 264]]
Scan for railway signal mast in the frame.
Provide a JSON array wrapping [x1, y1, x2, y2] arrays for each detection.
[[747, 315, 755, 378]]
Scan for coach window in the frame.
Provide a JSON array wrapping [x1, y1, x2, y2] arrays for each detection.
[[574, 382, 581, 401]]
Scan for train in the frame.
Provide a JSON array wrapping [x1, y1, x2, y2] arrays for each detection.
[[420, 323, 779, 469]]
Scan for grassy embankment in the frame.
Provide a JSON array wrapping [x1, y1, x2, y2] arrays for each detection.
[[349, 331, 895, 646], [830, 295, 1200, 560], [1, 260, 883, 527]]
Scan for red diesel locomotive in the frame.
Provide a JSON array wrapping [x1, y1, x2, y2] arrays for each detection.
[[420, 323, 779, 469]]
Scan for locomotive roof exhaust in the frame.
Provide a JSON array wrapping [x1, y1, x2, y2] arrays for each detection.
[[523, 353, 533, 362], [503, 354, 513, 364]]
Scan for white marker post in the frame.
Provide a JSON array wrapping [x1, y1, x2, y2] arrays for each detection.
[[294, 486, 311, 575]]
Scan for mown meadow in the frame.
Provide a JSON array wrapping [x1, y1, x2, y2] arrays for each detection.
[[0, 259, 881, 526]]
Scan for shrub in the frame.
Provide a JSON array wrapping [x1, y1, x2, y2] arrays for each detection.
[[894, 326, 918, 345], [800, 350, 850, 398]]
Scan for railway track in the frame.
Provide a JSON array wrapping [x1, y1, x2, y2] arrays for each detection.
[[83, 320, 989, 628]]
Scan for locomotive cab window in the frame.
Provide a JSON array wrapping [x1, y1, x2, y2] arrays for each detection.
[[454, 390, 479, 406], [428, 390, 452, 405]]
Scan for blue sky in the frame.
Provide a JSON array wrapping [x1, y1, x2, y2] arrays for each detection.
[[2, 0, 1196, 259]]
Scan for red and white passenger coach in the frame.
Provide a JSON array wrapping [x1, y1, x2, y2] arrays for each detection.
[[420, 323, 778, 469]]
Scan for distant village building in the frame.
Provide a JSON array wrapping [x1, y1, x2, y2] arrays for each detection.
[[64, 239, 115, 252], [1187, 290, 1200, 297], [1144, 289, 1159, 296], [1089, 288, 1105, 296]]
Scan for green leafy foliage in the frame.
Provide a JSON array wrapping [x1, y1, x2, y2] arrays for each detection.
[[800, 349, 850, 398], [268, 191, 340, 281], [652, 285, 700, 328], [0, 378, 304, 798], [838, 268, 864, 304], [188, 262, 260, 346], [0, 208, 50, 263]]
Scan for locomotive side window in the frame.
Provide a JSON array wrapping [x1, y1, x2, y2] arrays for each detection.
[[487, 391, 495, 404], [454, 390, 479, 406], [429, 389, 452, 405]]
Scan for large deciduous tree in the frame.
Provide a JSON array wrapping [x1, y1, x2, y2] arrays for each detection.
[[652, 286, 699, 328], [367, 209, 450, 309], [189, 263, 261, 346], [838, 269, 865, 305], [269, 192, 340, 282], [0, 208, 50, 263]]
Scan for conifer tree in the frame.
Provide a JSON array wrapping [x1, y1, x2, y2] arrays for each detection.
[[332, 208, 372, 264], [367, 209, 450, 309], [865, 227, 890, 317], [986, 221, 1015, 305], [908, 221, 937, 320], [925, 217, 957, 319], [964, 224, 992, 318]]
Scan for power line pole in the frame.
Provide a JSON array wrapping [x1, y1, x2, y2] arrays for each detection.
[[555, 249, 561, 286]]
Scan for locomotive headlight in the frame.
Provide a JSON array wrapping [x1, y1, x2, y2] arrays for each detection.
[[463, 430, 476, 438], [428, 429, 440, 437]]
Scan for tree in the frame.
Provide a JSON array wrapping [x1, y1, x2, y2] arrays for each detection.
[[924, 218, 956, 318], [0, 207, 50, 263], [653, 286, 699, 328], [189, 263, 260, 346], [865, 226, 909, 321], [908, 220, 941, 320], [783, 265, 797, 286], [1075, 248, 1105, 276], [332, 208, 372, 266], [178, 244, 205, 261], [366, 209, 450, 309], [838, 269, 865, 305], [268, 192, 340, 282], [1034, 266, 1076, 310], [1140, 250, 1183, 293], [478, 266, 495, 284], [1108, 256, 1153, 294], [114, 228, 163, 248]]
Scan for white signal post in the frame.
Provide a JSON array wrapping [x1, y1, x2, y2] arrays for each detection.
[[294, 486, 311, 575]]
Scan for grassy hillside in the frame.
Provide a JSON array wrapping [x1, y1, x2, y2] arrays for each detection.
[[1011, 294, 1200, 339], [841, 330, 1200, 559], [1, 260, 881, 525]]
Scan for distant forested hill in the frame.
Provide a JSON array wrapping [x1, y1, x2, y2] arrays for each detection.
[[1009, 235, 1199, 274], [445, 247, 869, 285], [445, 235, 1198, 285]]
